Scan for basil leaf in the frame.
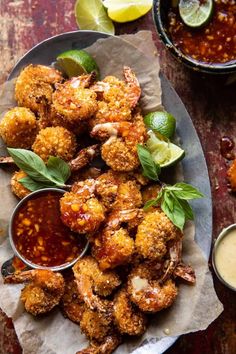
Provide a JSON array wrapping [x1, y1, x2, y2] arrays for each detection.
[[143, 199, 158, 211], [164, 192, 174, 212], [176, 197, 194, 220], [19, 176, 54, 192], [47, 156, 71, 183], [161, 197, 185, 230], [173, 182, 204, 199], [137, 144, 160, 181]]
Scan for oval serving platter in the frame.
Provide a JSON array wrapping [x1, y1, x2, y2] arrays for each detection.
[[8, 30, 212, 354]]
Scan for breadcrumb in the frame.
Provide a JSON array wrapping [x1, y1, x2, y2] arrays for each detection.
[[11, 170, 31, 199]]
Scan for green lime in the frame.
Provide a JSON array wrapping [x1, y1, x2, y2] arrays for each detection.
[[144, 111, 176, 139], [179, 0, 214, 28], [56, 49, 100, 79], [103, 0, 152, 23], [75, 0, 115, 34], [146, 131, 185, 168]]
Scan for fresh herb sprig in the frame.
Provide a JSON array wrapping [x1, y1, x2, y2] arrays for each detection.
[[7, 148, 71, 191], [137, 144, 160, 181], [144, 182, 204, 230]]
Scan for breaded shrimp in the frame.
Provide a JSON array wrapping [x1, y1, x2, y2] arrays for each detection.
[[32, 126, 77, 162], [76, 334, 121, 354], [15, 64, 62, 113], [91, 110, 147, 172], [227, 159, 236, 191], [72, 256, 121, 311], [113, 288, 146, 336], [141, 184, 162, 204], [69, 145, 100, 172], [135, 209, 182, 261], [11, 170, 31, 199], [60, 179, 105, 234], [127, 262, 178, 313], [4, 269, 65, 316], [0, 107, 38, 148]]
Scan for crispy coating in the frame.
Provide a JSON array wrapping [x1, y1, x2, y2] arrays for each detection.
[[127, 262, 178, 313], [0, 107, 38, 148], [60, 275, 85, 324], [141, 184, 162, 204], [4, 269, 65, 316], [227, 159, 236, 191], [15, 64, 62, 113], [60, 180, 105, 234], [76, 334, 121, 354], [52, 77, 98, 123], [32, 126, 77, 162], [11, 170, 31, 199], [135, 209, 182, 261], [113, 288, 146, 336]]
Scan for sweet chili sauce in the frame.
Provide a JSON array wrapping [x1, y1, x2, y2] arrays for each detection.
[[12, 190, 87, 267], [168, 0, 236, 64]]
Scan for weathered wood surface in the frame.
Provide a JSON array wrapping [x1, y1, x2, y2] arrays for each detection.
[[0, 1, 235, 353]]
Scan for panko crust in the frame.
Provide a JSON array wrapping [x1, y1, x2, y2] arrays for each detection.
[[15, 64, 62, 113], [32, 126, 77, 162], [113, 288, 146, 336], [11, 170, 31, 199], [135, 209, 182, 261], [0, 107, 38, 148], [141, 184, 162, 204]]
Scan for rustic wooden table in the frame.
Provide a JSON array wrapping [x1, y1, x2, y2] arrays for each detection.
[[0, 2, 235, 354]]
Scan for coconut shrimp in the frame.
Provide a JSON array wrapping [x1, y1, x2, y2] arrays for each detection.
[[76, 334, 121, 354], [127, 261, 178, 313], [89, 66, 141, 128], [4, 269, 65, 316], [51, 73, 98, 125], [60, 179, 105, 234], [15, 64, 63, 113], [91, 110, 147, 172], [69, 145, 100, 172], [113, 287, 147, 336], [72, 256, 121, 312], [11, 170, 31, 199]]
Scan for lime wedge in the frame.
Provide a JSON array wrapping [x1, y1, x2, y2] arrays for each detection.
[[103, 0, 152, 23], [146, 131, 185, 168], [75, 0, 115, 34], [144, 111, 176, 139], [56, 49, 100, 79], [179, 0, 214, 28]]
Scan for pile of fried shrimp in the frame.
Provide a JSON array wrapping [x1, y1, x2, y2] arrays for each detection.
[[1, 64, 196, 354]]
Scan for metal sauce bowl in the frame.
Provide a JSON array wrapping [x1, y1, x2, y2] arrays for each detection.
[[6, 188, 89, 273], [212, 223, 236, 291]]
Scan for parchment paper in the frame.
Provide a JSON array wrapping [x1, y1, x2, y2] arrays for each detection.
[[0, 31, 223, 354]]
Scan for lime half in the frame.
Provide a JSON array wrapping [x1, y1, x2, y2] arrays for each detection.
[[144, 111, 176, 139], [179, 0, 214, 28], [75, 0, 115, 34], [146, 131, 185, 168], [103, 0, 152, 23], [56, 49, 100, 79]]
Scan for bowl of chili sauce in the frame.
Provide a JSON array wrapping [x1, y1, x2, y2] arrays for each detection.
[[153, 0, 236, 74], [8, 188, 89, 271]]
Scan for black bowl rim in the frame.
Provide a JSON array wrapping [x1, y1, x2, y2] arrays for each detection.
[[152, 0, 236, 74]]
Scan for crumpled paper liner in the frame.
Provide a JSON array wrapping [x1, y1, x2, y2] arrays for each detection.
[[0, 31, 223, 354]]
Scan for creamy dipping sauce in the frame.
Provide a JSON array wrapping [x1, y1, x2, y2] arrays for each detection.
[[214, 228, 236, 289]]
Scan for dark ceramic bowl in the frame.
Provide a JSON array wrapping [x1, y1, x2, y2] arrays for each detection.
[[152, 0, 236, 74]]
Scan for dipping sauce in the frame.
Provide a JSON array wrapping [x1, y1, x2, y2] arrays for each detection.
[[214, 227, 236, 289], [168, 0, 236, 64], [12, 190, 86, 267]]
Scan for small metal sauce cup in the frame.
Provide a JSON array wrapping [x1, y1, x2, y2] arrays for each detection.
[[6, 188, 89, 273], [212, 223, 236, 291]]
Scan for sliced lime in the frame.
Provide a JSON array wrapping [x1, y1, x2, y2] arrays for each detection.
[[144, 111, 176, 139], [179, 0, 214, 28], [56, 49, 100, 79], [146, 131, 185, 168], [75, 0, 115, 34], [103, 0, 152, 23]]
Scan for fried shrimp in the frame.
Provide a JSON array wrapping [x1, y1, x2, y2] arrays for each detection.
[[32, 126, 77, 162], [60, 179, 105, 234], [127, 262, 178, 313], [76, 334, 121, 354], [227, 159, 236, 191], [91, 111, 147, 172], [15, 64, 62, 113], [11, 170, 31, 199], [135, 209, 182, 261], [4, 269, 65, 316], [73, 256, 121, 311], [51, 74, 98, 124], [141, 184, 162, 204], [113, 288, 147, 336], [0, 107, 38, 148]]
